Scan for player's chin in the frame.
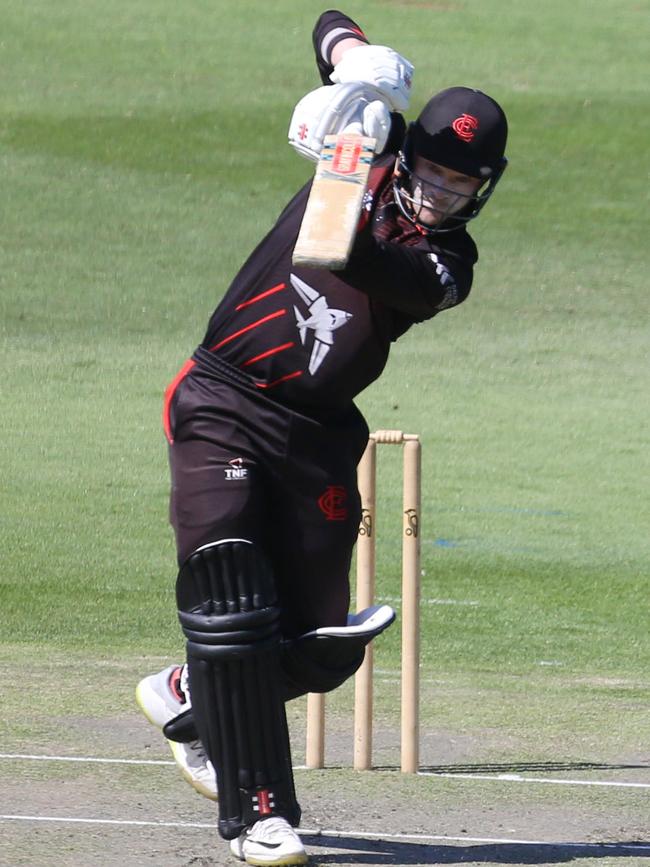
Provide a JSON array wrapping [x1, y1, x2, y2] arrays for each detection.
[[416, 207, 446, 227]]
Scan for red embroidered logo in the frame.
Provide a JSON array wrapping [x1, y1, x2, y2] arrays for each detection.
[[452, 114, 479, 142], [298, 123, 308, 141], [318, 485, 348, 521]]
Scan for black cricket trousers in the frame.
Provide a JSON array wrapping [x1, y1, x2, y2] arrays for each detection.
[[164, 348, 369, 638]]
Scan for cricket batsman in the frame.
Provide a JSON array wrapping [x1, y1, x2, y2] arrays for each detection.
[[136, 9, 508, 865]]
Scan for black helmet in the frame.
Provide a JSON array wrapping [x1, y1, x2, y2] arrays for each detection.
[[394, 86, 508, 233]]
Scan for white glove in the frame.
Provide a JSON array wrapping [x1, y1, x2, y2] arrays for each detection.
[[288, 82, 392, 162], [330, 44, 414, 113]]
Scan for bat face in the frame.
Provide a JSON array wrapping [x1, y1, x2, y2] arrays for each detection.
[[292, 134, 376, 270]]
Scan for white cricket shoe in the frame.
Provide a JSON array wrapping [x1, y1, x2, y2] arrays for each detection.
[[230, 817, 307, 866], [135, 664, 218, 801]]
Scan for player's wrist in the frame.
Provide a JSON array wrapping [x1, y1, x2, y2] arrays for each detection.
[[330, 37, 368, 66]]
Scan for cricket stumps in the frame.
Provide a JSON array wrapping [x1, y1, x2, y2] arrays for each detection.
[[306, 430, 421, 774]]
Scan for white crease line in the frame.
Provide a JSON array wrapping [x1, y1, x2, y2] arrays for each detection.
[[3, 754, 648, 790], [422, 771, 650, 789], [0, 815, 649, 851], [0, 814, 216, 829], [383, 596, 479, 606], [293, 765, 650, 790], [0, 753, 174, 766]]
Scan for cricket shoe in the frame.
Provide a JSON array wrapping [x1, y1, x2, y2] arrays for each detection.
[[135, 664, 218, 801], [230, 817, 307, 866]]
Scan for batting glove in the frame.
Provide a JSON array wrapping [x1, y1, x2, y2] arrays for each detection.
[[330, 44, 414, 113], [288, 82, 392, 162]]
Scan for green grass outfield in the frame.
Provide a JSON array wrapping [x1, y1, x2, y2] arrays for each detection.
[[1, 0, 649, 860]]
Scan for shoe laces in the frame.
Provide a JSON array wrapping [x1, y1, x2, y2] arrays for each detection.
[[188, 739, 208, 762], [251, 817, 296, 842]]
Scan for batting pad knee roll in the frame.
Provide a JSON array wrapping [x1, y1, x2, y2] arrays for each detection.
[[282, 604, 396, 699], [177, 539, 300, 840]]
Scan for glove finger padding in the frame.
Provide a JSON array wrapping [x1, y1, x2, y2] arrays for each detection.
[[360, 99, 391, 152], [330, 44, 414, 113], [288, 82, 391, 161]]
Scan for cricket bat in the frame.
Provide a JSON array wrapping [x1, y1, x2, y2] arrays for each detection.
[[292, 133, 375, 270]]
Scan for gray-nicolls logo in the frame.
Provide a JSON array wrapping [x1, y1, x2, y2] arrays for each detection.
[[224, 458, 248, 481]]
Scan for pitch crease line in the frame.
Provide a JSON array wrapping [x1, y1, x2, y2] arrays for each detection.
[[1, 815, 649, 852], [421, 771, 650, 789], [3, 755, 648, 790], [0, 753, 175, 766]]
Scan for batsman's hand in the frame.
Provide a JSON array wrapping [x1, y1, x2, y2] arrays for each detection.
[[330, 44, 414, 113], [288, 82, 391, 162]]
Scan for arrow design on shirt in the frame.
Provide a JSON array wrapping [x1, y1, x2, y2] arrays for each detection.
[[290, 273, 353, 375]]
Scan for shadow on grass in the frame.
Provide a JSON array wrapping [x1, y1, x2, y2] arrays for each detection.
[[302, 834, 650, 865], [417, 761, 650, 774]]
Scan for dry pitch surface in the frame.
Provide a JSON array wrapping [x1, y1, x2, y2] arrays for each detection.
[[1, 704, 648, 867]]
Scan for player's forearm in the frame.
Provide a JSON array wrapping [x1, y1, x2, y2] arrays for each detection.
[[312, 10, 370, 84], [343, 238, 473, 320]]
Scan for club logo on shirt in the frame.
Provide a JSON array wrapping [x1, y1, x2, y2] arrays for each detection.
[[224, 458, 248, 481], [318, 485, 348, 521], [290, 274, 352, 375]]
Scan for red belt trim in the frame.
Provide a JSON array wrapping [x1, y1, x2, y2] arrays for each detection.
[[163, 358, 196, 444]]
